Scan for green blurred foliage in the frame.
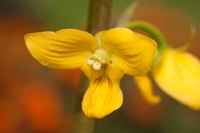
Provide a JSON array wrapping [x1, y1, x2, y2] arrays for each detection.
[[26, 0, 200, 29], [27, 0, 89, 29], [163, 0, 200, 22], [27, 0, 133, 29], [26, 0, 132, 29]]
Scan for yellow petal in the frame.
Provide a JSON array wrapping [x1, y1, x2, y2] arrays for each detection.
[[82, 77, 123, 119], [100, 27, 157, 76], [134, 76, 161, 104], [25, 29, 97, 69], [153, 49, 200, 110]]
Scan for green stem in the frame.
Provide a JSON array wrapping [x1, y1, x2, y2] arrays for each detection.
[[74, 0, 112, 133], [87, 0, 112, 34], [123, 21, 168, 50]]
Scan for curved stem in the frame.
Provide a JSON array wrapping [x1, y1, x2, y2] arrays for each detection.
[[123, 21, 168, 50], [123, 21, 170, 66]]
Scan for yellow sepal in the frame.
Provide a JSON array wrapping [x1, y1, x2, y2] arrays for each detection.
[[134, 76, 160, 104], [25, 29, 97, 69], [100, 27, 157, 76]]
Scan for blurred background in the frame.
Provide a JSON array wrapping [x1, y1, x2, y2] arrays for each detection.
[[0, 0, 200, 133]]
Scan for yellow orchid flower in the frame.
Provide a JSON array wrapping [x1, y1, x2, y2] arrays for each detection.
[[127, 22, 200, 110], [24, 27, 157, 118], [135, 48, 200, 110], [152, 48, 200, 110]]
